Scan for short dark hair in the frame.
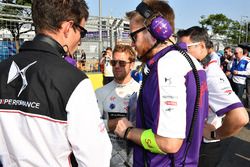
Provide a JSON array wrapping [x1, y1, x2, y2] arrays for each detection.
[[177, 26, 210, 48], [113, 44, 136, 62], [224, 46, 231, 51], [243, 48, 249, 55], [32, 0, 89, 33], [126, 0, 175, 32], [206, 40, 214, 49], [106, 47, 112, 51]]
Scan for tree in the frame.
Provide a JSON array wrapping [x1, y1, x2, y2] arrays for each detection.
[[199, 14, 243, 45], [199, 14, 233, 36], [0, 0, 32, 51]]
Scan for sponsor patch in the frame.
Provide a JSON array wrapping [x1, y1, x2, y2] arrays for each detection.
[[164, 101, 177, 106], [109, 103, 116, 110]]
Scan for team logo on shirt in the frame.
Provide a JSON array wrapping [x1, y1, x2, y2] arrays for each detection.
[[219, 78, 225, 83], [164, 101, 177, 106], [224, 89, 232, 95], [164, 107, 174, 112], [109, 103, 116, 110], [165, 77, 172, 85], [7, 61, 37, 97], [110, 96, 116, 101]]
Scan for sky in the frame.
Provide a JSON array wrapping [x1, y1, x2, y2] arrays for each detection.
[[85, 0, 250, 29]]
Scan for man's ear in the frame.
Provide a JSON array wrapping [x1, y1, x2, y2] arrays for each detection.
[[200, 41, 206, 49], [61, 21, 72, 38]]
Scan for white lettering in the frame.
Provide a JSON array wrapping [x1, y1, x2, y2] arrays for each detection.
[[0, 98, 40, 109]]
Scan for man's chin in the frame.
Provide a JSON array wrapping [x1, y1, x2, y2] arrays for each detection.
[[137, 55, 147, 63]]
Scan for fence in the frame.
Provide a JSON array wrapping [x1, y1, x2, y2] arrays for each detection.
[[0, 2, 131, 72]]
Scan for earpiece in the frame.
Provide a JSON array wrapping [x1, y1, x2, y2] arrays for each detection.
[[136, 2, 173, 42]]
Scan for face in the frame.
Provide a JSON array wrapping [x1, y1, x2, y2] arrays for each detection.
[[224, 49, 232, 57], [179, 36, 207, 61], [111, 51, 134, 84], [234, 48, 243, 60], [68, 19, 87, 55], [129, 18, 155, 62], [106, 49, 112, 57]]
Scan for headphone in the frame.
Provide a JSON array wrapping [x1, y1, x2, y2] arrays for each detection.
[[136, 1, 173, 42]]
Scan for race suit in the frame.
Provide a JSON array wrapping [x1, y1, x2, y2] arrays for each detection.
[[96, 79, 140, 167]]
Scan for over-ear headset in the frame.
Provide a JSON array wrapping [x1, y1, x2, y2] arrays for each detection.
[[136, 1, 173, 42]]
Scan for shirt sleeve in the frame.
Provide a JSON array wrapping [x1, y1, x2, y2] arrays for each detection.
[[156, 51, 187, 139], [66, 79, 112, 167], [206, 62, 243, 116], [237, 61, 250, 76], [95, 88, 109, 131]]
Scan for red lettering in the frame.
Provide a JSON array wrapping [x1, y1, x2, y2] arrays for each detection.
[[199, 81, 208, 106]]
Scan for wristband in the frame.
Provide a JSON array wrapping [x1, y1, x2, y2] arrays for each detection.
[[211, 130, 217, 139], [140, 129, 165, 154], [123, 127, 134, 140]]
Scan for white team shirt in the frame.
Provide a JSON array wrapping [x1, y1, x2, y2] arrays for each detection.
[[95, 79, 140, 133], [95, 79, 139, 166], [157, 51, 205, 139], [0, 79, 112, 167], [204, 57, 242, 143]]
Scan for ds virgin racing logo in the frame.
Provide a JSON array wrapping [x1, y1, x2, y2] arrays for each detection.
[[7, 61, 37, 97]]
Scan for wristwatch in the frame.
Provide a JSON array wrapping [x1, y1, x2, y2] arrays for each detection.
[[211, 130, 217, 139]]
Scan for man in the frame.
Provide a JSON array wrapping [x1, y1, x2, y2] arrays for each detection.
[[114, 1, 209, 166], [227, 47, 250, 102], [96, 44, 140, 166], [0, 0, 112, 166], [207, 41, 221, 66], [100, 47, 114, 85], [177, 26, 249, 167], [243, 48, 250, 108], [221, 46, 233, 73]]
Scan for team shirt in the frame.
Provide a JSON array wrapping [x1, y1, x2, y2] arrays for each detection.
[[96, 79, 140, 166], [134, 46, 209, 167], [229, 56, 250, 85], [209, 51, 221, 66], [204, 57, 243, 143], [0, 36, 112, 167]]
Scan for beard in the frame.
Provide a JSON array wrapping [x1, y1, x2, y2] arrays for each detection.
[[136, 40, 156, 63], [114, 73, 126, 82]]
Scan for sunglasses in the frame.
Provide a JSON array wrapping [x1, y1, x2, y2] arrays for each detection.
[[129, 26, 147, 43], [110, 60, 131, 67], [186, 42, 201, 48], [74, 23, 88, 38]]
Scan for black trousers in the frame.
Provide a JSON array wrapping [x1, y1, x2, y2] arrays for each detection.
[[198, 141, 223, 167], [232, 82, 245, 102]]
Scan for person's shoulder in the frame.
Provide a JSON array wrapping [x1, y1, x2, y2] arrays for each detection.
[[160, 50, 203, 71], [95, 81, 115, 96], [243, 56, 250, 62], [131, 78, 140, 87]]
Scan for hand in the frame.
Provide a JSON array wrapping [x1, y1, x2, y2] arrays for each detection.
[[203, 122, 216, 140], [225, 71, 231, 76], [114, 118, 133, 138], [233, 70, 238, 75]]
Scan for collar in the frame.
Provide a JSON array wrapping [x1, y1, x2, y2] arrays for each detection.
[[20, 34, 66, 58], [146, 42, 187, 69]]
